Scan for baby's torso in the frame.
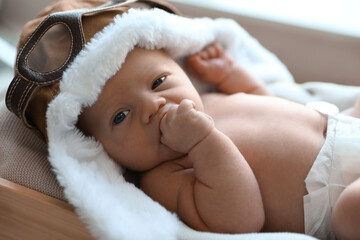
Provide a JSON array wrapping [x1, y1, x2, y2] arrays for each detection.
[[201, 93, 327, 232]]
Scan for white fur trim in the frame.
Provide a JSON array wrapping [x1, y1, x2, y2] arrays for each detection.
[[46, 8, 293, 240]]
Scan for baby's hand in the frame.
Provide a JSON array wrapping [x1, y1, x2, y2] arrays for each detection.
[[160, 99, 214, 153], [187, 43, 234, 86]]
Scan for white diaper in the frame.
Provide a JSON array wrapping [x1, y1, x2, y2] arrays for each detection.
[[303, 113, 360, 240]]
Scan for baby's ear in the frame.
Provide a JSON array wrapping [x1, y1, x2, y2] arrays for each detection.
[[76, 109, 91, 137]]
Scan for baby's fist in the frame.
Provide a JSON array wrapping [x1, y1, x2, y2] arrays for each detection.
[[160, 99, 214, 153], [187, 43, 234, 86]]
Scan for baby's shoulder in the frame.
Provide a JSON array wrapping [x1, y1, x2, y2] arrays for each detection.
[[201, 92, 252, 107]]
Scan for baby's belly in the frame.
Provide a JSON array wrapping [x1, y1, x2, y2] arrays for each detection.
[[202, 93, 327, 232]]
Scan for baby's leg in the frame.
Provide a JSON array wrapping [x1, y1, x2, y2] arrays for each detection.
[[332, 178, 360, 239]]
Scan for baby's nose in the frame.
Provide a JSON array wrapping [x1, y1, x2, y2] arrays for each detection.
[[142, 95, 166, 123]]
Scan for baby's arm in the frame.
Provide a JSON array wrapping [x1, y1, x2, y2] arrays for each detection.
[[151, 99, 264, 233], [187, 43, 271, 95]]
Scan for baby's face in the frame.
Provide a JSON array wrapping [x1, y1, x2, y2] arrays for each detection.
[[79, 48, 203, 171]]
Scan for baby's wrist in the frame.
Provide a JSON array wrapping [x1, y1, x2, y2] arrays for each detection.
[[188, 128, 219, 157], [216, 64, 236, 90]]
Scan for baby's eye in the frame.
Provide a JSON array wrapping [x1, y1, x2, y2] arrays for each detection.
[[113, 110, 129, 125], [152, 76, 166, 90]]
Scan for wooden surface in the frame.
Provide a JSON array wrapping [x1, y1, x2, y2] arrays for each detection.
[[0, 177, 95, 240]]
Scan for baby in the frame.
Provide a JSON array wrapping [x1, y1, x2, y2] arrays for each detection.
[[78, 43, 360, 240]]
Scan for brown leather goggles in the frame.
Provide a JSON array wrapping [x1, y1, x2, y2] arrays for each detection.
[[6, 0, 179, 139]]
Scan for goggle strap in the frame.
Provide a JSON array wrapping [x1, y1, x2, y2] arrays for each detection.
[[6, 74, 38, 120]]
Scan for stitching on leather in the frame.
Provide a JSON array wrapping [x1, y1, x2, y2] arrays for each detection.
[[48, 85, 57, 98], [24, 25, 51, 70], [17, 81, 34, 119], [76, 13, 84, 47], [64, 23, 75, 69], [25, 22, 74, 75], [17, 81, 31, 118], [34, 17, 81, 85], [37, 77, 62, 86], [6, 76, 21, 113], [15, 15, 51, 75]]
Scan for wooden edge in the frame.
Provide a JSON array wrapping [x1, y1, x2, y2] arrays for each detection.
[[0, 177, 95, 240], [0, 177, 73, 210]]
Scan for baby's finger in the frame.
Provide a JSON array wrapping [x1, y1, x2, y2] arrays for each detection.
[[159, 111, 167, 128], [177, 99, 196, 114], [213, 43, 223, 56], [159, 112, 172, 140], [205, 44, 217, 58], [160, 132, 167, 145], [200, 50, 209, 60], [159, 103, 178, 129]]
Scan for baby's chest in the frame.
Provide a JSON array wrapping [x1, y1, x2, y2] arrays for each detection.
[[210, 110, 321, 181], [203, 92, 324, 166]]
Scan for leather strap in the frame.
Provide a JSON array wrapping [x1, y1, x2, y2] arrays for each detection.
[[6, 75, 38, 120]]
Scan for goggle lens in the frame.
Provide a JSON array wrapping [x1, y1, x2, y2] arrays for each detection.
[[27, 23, 72, 73]]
